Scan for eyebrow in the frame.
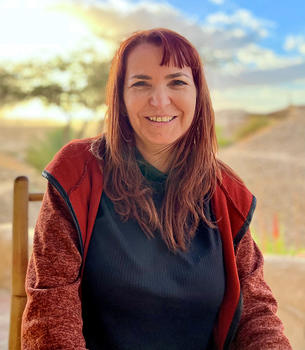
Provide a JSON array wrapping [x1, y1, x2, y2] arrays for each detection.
[[130, 74, 151, 80], [165, 72, 191, 79], [129, 72, 191, 80]]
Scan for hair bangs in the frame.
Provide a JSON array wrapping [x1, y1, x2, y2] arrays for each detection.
[[161, 40, 198, 70], [144, 30, 199, 71]]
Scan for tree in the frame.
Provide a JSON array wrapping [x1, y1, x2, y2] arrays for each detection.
[[0, 49, 110, 171], [0, 68, 26, 106], [28, 50, 109, 113], [1, 49, 109, 141]]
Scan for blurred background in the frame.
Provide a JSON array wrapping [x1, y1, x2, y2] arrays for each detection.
[[0, 0, 304, 348]]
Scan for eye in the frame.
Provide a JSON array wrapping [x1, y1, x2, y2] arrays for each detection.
[[131, 81, 150, 88], [170, 79, 188, 87]]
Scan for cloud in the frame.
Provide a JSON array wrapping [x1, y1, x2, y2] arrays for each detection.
[[54, 0, 193, 42], [235, 44, 302, 70], [284, 35, 305, 55], [208, 0, 224, 5], [206, 61, 305, 89], [206, 9, 274, 38], [211, 83, 305, 113], [55, 1, 273, 55], [53, 0, 305, 91]]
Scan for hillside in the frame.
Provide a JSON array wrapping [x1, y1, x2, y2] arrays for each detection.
[[218, 106, 305, 247], [214, 109, 248, 139]]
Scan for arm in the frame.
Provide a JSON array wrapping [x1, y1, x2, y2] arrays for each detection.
[[21, 183, 87, 349], [231, 230, 292, 350]]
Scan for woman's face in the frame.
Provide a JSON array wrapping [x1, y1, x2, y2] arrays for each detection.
[[123, 43, 197, 153]]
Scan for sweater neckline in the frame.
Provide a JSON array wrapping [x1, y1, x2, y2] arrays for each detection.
[[135, 148, 168, 184]]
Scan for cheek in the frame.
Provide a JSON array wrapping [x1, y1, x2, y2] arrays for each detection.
[[124, 92, 143, 116], [180, 92, 196, 117], [189, 91, 197, 118], [125, 100, 142, 130]]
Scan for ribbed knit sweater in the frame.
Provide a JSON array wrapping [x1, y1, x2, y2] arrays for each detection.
[[81, 155, 225, 349]]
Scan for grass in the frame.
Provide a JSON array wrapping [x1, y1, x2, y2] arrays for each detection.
[[25, 119, 103, 172], [216, 112, 274, 147], [26, 126, 77, 172], [253, 231, 300, 256], [216, 125, 232, 148], [234, 114, 271, 141], [252, 214, 304, 256]]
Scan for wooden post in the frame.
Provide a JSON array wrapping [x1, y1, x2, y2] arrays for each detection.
[[9, 176, 29, 350]]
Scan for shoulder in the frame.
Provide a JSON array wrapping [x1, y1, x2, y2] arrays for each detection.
[[215, 164, 256, 220], [212, 163, 256, 243], [218, 167, 255, 222], [48, 137, 96, 163], [43, 137, 101, 192]]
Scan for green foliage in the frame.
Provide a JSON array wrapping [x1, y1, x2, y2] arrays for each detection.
[[234, 115, 271, 141], [0, 48, 110, 114], [215, 125, 232, 148], [251, 226, 303, 256], [0, 68, 26, 105], [29, 51, 110, 113], [26, 126, 77, 172]]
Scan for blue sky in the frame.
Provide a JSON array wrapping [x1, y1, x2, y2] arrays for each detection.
[[1, 0, 305, 115], [126, 0, 305, 54], [150, 0, 305, 58]]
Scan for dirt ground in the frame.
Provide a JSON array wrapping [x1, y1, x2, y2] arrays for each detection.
[[0, 289, 10, 349], [264, 256, 305, 349], [218, 106, 305, 248]]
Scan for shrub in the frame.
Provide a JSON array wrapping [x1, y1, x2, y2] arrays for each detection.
[[216, 125, 232, 148], [26, 125, 77, 172], [234, 115, 271, 141], [251, 215, 303, 256]]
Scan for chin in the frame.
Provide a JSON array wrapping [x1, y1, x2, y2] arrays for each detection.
[[151, 139, 177, 148]]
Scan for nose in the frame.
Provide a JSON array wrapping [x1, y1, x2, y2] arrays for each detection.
[[149, 86, 171, 108]]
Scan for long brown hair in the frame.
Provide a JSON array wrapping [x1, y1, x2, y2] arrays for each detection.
[[92, 28, 222, 252]]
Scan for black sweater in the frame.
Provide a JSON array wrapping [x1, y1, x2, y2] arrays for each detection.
[[81, 155, 225, 350]]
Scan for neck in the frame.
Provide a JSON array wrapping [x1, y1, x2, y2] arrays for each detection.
[[136, 142, 172, 173]]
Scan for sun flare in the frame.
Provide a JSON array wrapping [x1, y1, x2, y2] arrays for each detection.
[[0, 1, 113, 62]]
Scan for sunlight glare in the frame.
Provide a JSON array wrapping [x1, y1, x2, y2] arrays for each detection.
[[0, 3, 112, 62]]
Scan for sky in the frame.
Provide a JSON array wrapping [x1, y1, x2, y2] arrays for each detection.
[[1, 0, 305, 117]]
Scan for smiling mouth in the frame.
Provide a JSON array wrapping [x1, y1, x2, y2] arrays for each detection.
[[145, 116, 177, 123]]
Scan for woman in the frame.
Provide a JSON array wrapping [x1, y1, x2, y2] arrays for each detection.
[[22, 28, 291, 349]]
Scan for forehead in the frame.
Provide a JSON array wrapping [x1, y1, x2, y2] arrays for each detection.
[[125, 43, 192, 76]]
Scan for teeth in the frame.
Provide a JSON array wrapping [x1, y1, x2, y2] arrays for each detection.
[[147, 116, 175, 122]]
